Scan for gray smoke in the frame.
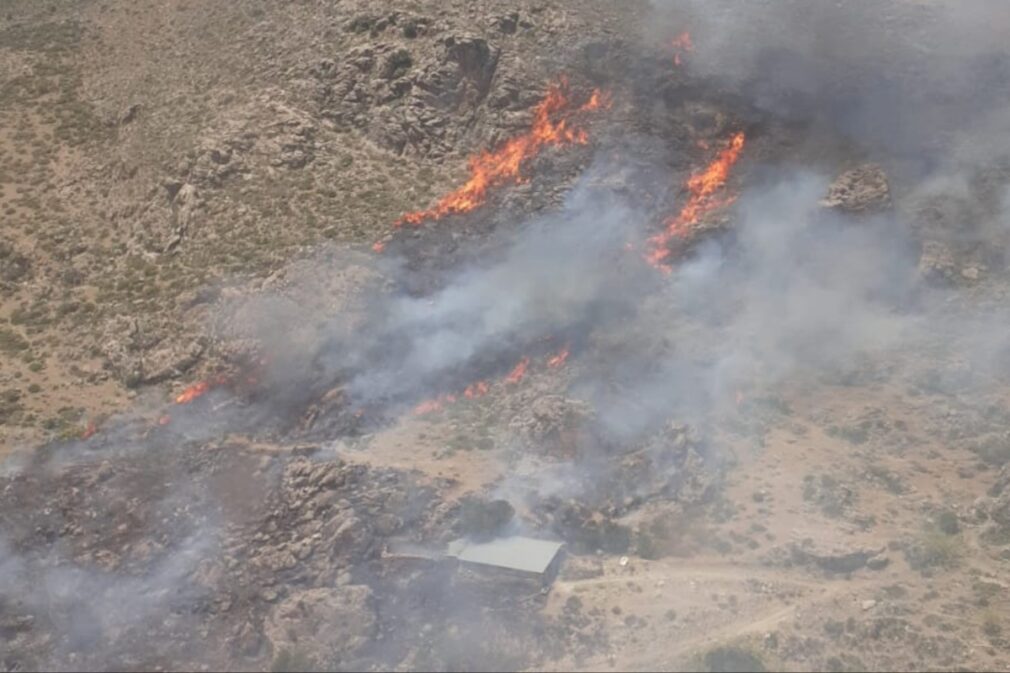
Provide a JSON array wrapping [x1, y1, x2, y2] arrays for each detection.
[[313, 173, 657, 409], [5, 2, 1010, 670], [651, 0, 1010, 167]]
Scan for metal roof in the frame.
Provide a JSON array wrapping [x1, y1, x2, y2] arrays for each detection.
[[446, 536, 564, 575]]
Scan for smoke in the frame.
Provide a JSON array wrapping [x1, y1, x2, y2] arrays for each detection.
[[6, 2, 1010, 670], [0, 529, 217, 668], [651, 0, 1010, 167], [313, 173, 657, 409]]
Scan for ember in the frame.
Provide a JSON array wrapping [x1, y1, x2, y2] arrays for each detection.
[[395, 78, 610, 227], [412, 395, 456, 416], [645, 131, 746, 271], [671, 31, 694, 66], [81, 420, 98, 440]]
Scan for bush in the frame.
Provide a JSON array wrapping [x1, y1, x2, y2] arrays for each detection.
[[695, 645, 767, 673], [0, 328, 29, 353], [270, 648, 316, 673], [905, 529, 961, 571]]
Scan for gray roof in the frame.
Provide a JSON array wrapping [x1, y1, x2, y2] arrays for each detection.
[[446, 536, 564, 575]]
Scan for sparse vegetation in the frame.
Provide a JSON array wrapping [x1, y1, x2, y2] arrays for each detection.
[[904, 527, 962, 572], [0, 328, 29, 353], [270, 648, 316, 673], [826, 423, 869, 445], [802, 473, 856, 518], [692, 644, 767, 673]]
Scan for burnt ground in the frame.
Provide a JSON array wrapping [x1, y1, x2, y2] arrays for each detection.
[[4, 1, 1010, 671]]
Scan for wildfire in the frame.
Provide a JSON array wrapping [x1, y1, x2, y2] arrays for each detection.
[[464, 381, 490, 399], [645, 130, 746, 271], [672, 31, 694, 66], [547, 345, 570, 369], [413, 394, 456, 416], [81, 420, 98, 440], [413, 343, 575, 417], [175, 381, 211, 404], [505, 357, 531, 385], [174, 374, 230, 405], [395, 78, 610, 227], [412, 355, 521, 416]]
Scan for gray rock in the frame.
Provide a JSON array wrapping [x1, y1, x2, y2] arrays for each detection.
[[821, 164, 891, 215], [790, 542, 886, 573]]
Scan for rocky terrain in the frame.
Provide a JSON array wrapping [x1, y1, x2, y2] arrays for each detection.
[[4, 0, 1010, 671]]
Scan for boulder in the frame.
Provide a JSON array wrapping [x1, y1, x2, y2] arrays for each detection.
[[508, 394, 595, 457], [821, 164, 891, 215], [789, 542, 886, 574]]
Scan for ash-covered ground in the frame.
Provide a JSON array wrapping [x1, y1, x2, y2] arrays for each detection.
[[4, 1, 1010, 671]]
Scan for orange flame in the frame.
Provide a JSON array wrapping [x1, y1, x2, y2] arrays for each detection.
[[672, 31, 694, 67], [646, 131, 746, 271], [81, 420, 98, 440], [175, 381, 211, 405], [505, 357, 531, 385], [413, 394, 457, 416], [158, 415, 172, 426], [464, 381, 490, 399], [372, 241, 386, 254], [414, 352, 542, 417], [396, 78, 609, 227], [174, 374, 229, 405], [546, 346, 570, 369]]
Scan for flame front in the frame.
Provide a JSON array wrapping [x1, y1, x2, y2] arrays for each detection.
[[396, 78, 610, 227], [413, 395, 455, 416], [645, 131, 746, 271], [413, 346, 574, 417]]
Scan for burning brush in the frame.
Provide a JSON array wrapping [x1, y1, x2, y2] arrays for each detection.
[[646, 130, 747, 272], [391, 77, 610, 231], [412, 344, 571, 417]]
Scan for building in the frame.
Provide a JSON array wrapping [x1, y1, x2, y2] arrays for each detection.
[[446, 535, 565, 584]]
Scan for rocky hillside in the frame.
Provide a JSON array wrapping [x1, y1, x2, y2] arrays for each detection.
[[0, 0, 644, 451]]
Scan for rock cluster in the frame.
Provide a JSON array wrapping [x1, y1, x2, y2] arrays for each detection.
[[821, 163, 892, 215]]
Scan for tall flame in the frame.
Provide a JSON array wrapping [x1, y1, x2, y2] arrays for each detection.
[[396, 78, 610, 227], [645, 131, 746, 271]]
